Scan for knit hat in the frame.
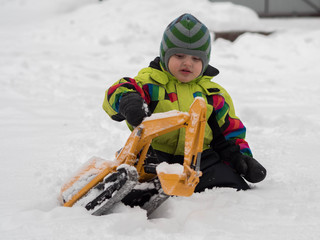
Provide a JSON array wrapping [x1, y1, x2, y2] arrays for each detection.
[[160, 13, 211, 76]]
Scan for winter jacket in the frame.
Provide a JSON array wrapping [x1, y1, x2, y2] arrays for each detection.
[[103, 57, 252, 157]]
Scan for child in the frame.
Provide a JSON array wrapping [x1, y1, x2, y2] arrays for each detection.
[[103, 14, 266, 208]]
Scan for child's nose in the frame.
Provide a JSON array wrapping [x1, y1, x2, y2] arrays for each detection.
[[183, 58, 192, 66]]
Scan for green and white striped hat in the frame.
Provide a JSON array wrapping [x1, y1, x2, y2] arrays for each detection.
[[160, 13, 211, 76]]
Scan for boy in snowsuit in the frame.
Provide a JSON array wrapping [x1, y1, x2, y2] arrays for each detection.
[[103, 14, 266, 208]]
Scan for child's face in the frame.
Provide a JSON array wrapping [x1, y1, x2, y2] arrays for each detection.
[[168, 53, 203, 83]]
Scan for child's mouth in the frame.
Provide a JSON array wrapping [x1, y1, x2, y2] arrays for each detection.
[[180, 69, 191, 74]]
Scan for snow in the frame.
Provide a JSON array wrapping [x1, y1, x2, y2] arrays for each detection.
[[1, 0, 320, 239], [156, 162, 184, 175]]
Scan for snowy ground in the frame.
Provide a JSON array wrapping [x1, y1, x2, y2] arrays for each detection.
[[1, 0, 320, 239]]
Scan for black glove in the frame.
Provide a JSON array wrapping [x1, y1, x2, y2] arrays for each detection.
[[214, 140, 266, 183], [118, 92, 149, 127], [233, 154, 267, 183]]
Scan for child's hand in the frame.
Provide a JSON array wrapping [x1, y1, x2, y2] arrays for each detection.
[[234, 155, 267, 183], [119, 92, 149, 127]]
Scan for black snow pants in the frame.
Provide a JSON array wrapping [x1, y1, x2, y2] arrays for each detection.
[[154, 148, 250, 192], [122, 148, 249, 209]]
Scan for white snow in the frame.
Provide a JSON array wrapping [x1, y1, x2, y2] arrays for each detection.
[[1, 0, 320, 239], [156, 162, 184, 175]]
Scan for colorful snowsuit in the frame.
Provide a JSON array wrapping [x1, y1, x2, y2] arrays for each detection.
[[103, 57, 252, 158]]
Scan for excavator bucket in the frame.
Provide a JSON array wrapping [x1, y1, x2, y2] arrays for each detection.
[[156, 168, 197, 197]]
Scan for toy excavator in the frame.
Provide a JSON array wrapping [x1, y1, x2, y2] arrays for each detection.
[[59, 98, 207, 216]]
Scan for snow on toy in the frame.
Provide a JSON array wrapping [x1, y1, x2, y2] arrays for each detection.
[[59, 98, 207, 216]]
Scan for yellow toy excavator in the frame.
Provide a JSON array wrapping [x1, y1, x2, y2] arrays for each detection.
[[59, 97, 207, 216]]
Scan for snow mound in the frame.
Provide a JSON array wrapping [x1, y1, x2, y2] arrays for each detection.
[[203, 2, 261, 32], [156, 162, 184, 175], [0, 0, 96, 25]]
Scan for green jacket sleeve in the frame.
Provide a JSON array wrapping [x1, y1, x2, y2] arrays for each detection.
[[102, 77, 145, 121]]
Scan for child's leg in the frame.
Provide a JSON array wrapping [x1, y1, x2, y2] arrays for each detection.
[[153, 148, 249, 191], [121, 149, 170, 213], [195, 149, 250, 192], [121, 180, 159, 207], [123, 148, 248, 209]]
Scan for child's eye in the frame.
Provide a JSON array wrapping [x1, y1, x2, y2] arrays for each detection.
[[192, 57, 201, 61], [175, 54, 185, 58]]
